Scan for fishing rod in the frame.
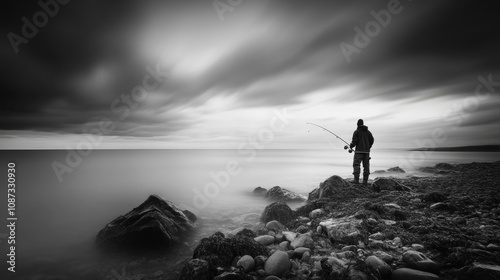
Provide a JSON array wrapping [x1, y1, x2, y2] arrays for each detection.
[[307, 122, 353, 153]]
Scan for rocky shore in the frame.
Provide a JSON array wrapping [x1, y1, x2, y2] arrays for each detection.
[[100, 161, 500, 280]]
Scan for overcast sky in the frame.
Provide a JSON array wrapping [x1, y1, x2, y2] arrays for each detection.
[[1, 0, 499, 149]]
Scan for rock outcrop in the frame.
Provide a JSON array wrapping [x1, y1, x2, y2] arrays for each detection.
[[265, 186, 306, 202], [96, 195, 196, 253]]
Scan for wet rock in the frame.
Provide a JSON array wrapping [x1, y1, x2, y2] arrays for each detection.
[[237, 255, 255, 272], [309, 208, 324, 219], [365, 256, 391, 278], [266, 220, 284, 231], [372, 178, 411, 192], [308, 188, 319, 201], [318, 175, 350, 198], [423, 192, 447, 203], [265, 186, 306, 202], [282, 231, 297, 243], [373, 250, 393, 263], [296, 225, 309, 234], [430, 202, 456, 212], [278, 241, 289, 250], [254, 235, 275, 245], [293, 247, 311, 258], [464, 263, 500, 280], [369, 232, 385, 240], [387, 166, 406, 173], [192, 232, 268, 269], [392, 268, 440, 280], [319, 217, 362, 244], [96, 195, 196, 253], [253, 187, 267, 196], [261, 201, 295, 225], [402, 250, 439, 274], [179, 259, 210, 280], [214, 272, 253, 280], [264, 251, 291, 277], [290, 233, 314, 249], [412, 244, 425, 251], [487, 243, 500, 251]]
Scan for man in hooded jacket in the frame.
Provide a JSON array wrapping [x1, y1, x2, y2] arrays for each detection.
[[349, 119, 374, 185]]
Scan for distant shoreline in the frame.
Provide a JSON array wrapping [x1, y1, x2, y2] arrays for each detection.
[[410, 144, 500, 152]]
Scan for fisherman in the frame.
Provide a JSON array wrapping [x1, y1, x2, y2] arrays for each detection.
[[349, 119, 374, 185]]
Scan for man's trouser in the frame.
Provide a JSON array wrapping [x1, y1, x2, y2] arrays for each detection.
[[353, 152, 370, 177]]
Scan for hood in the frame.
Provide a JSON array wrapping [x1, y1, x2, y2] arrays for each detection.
[[357, 125, 368, 131]]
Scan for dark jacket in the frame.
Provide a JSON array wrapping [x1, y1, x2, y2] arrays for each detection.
[[350, 125, 374, 153]]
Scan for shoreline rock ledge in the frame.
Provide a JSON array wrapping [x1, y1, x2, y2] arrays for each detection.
[[96, 194, 196, 253]]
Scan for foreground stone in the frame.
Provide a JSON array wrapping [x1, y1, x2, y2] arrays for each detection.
[[402, 250, 440, 274], [96, 195, 196, 252], [319, 217, 363, 244], [318, 175, 350, 199], [264, 251, 291, 277], [392, 268, 440, 280]]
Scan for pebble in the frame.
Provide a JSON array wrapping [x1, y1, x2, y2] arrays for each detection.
[[373, 250, 393, 263], [237, 255, 255, 272], [316, 226, 322, 234], [369, 232, 385, 240], [266, 220, 284, 231], [301, 251, 311, 263], [282, 231, 297, 242], [341, 245, 357, 252], [264, 251, 291, 277], [278, 241, 289, 250], [254, 235, 275, 245], [290, 233, 314, 249]]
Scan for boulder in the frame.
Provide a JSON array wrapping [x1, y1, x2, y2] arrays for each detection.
[[318, 175, 350, 199], [261, 201, 295, 225], [372, 178, 411, 192], [365, 256, 391, 278], [290, 233, 314, 249], [192, 232, 268, 269], [391, 268, 439, 280], [319, 217, 363, 244], [96, 195, 195, 252], [265, 186, 306, 202], [237, 255, 255, 272], [179, 258, 210, 280], [253, 187, 268, 196], [309, 209, 324, 219], [402, 250, 439, 274], [264, 251, 291, 277]]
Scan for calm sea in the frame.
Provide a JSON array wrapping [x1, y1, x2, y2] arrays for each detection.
[[0, 148, 499, 278]]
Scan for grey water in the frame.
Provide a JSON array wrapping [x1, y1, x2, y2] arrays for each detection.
[[0, 149, 499, 278]]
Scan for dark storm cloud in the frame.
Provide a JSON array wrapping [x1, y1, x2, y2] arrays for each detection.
[[1, 0, 499, 145]]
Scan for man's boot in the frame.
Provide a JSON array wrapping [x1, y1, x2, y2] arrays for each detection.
[[362, 174, 369, 186], [353, 173, 360, 184]]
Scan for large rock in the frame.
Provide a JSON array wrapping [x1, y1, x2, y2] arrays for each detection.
[[365, 256, 391, 278], [265, 186, 306, 202], [318, 175, 350, 199], [179, 259, 210, 280], [253, 187, 267, 196], [96, 195, 196, 252], [261, 201, 295, 225], [372, 178, 411, 192], [387, 166, 406, 173], [192, 232, 269, 269], [264, 251, 291, 277], [392, 268, 440, 280], [307, 188, 319, 201], [402, 250, 439, 274], [319, 217, 363, 244]]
